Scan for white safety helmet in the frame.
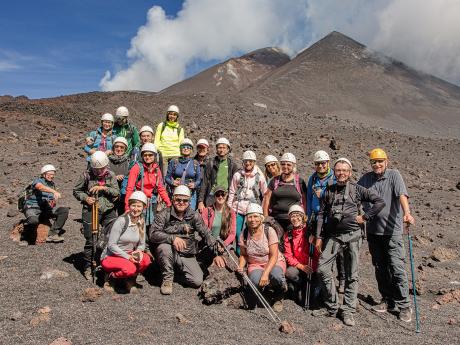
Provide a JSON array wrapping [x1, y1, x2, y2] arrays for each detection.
[[264, 155, 278, 165], [167, 105, 180, 114], [313, 150, 330, 162], [115, 106, 129, 119], [141, 143, 157, 154], [41, 164, 56, 174], [246, 203, 264, 215], [173, 185, 191, 197], [139, 125, 154, 134], [197, 138, 209, 147], [280, 152, 296, 164], [113, 137, 128, 148], [334, 157, 352, 170], [242, 150, 256, 161], [288, 204, 305, 216], [180, 138, 194, 147], [129, 191, 148, 206], [100, 113, 114, 122], [216, 137, 231, 148], [90, 151, 109, 169]]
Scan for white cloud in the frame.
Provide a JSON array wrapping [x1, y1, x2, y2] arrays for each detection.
[[101, 0, 460, 91]]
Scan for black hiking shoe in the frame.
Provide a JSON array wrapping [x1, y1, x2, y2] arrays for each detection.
[[46, 234, 64, 243]]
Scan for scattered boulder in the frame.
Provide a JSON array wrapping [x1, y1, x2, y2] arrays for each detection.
[[175, 313, 190, 324], [10, 311, 23, 321], [0, 255, 7, 262], [6, 208, 19, 217], [279, 320, 295, 334], [200, 262, 242, 305], [49, 338, 72, 345], [329, 137, 340, 150], [431, 247, 458, 262], [30, 306, 51, 326], [81, 288, 102, 302], [436, 289, 460, 305], [448, 318, 457, 325], [40, 268, 70, 280], [456, 182, 460, 190]]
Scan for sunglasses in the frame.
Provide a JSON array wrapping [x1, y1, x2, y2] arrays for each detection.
[[315, 161, 328, 166], [266, 163, 277, 168], [370, 159, 386, 165], [174, 198, 190, 204], [143, 153, 155, 157], [181, 146, 192, 150], [215, 192, 227, 198]]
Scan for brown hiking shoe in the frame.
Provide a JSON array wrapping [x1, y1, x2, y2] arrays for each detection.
[[398, 307, 412, 322], [83, 269, 92, 281], [273, 301, 283, 313], [371, 301, 388, 313], [160, 280, 173, 295], [343, 314, 356, 327]]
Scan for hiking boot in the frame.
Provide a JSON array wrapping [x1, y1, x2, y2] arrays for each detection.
[[272, 300, 283, 313], [311, 309, 336, 317], [371, 301, 388, 313], [46, 234, 64, 243], [398, 307, 412, 323], [18, 240, 29, 247], [160, 280, 173, 295], [343, 314, 356, 327], [338, 280, 345, 294], [83, 269, 92, 281]]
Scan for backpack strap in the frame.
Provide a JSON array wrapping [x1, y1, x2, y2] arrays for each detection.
[[273, 175, 280, 190], [119, 214, 130, 238], [207, 207, 212, 230]]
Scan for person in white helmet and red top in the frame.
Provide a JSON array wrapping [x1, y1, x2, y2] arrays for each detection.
[[84, 113, 117, 163], [154, 105, 185, 174], [227, 150, 267, 255], [262, 152, 307, 235], [198, 137, 238, 210], [101, 191, 152, 293], [112, 106, 140, 158], [73, 151, 120, 280], [20, 164, 69, 244]]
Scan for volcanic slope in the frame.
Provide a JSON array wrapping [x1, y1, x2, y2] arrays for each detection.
[[160, 47, 290, 96], [241, 31, 460, 138]]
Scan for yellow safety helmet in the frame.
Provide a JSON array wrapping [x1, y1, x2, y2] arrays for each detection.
[[369, 148, 388, 160]]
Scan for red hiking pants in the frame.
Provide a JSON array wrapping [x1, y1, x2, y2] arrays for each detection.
[[101, 253, 151, 279]]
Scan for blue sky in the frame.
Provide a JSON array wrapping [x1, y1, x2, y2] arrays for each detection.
[[0, 1, 184, 99]]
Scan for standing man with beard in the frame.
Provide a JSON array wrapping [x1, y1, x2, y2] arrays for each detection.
[[313, 158, 385, 327], [358, 148, 415, 323]]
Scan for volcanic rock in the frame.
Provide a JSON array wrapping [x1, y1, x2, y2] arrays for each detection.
[[81, 288, 102, 302], [431, 247, 458, 262], [49, 338, 72, 345], [436, 289, 460, 305], [200, 262, 242, 305]]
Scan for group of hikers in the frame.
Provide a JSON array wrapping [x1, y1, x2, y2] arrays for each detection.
[[19, 105, 416, 327]]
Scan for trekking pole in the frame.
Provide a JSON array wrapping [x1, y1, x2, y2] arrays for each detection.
[[406, 223, 421, 333], [304, 242, 314, 310], [216, 239, 282, 325], [91, 193, 99, 284]]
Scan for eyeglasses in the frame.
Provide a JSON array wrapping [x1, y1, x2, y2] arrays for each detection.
[[215, 192, 227, 198], [315, 161, 328, 166], [167, 111, 178, 115], [113, 145, 126, 149], [289, 213, 303, 219], [266, 163, 277, 168], [174, 198, 190, 204], [143, 153, 155, 157], [370, 159, 386, 165]]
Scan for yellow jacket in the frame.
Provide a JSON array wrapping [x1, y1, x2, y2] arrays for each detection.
[[154, 121, 184, 158]]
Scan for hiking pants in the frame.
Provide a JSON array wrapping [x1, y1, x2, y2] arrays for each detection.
[[81, 208, 117, 269], [155, 243, 203, 288], [334, 250, 346, 283], [235, 213, 245, 256], [367, 233, 410, 309], [245, 265, 286, 307], [317, 231, 362, 315], [101, 254, 151, 279], [24, 205, 69, 235]]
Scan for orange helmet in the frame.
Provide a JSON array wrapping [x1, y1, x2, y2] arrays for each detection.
[[369, 148, 388, 160]]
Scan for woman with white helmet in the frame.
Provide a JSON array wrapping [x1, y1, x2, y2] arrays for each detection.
[[100, 191, 152, 293], [264, 155, 281, 184], [73, 151, 120, 280], [108, 137, 131, 214], [154, 105, 185, 174], [112, 106, 141, 158], [283, 205, 318, 305], [238, 203, 287, 312], [125, 143, 171, 233], [132, 125, 165, 175], [227, 150, 267, 255], [165, 138, 201, 209], [262, 152, 307, 234], [83, 113, 117, 163]]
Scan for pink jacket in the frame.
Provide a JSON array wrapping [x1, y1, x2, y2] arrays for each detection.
[[227, 166, 267, 214], [201, 206, 236, 247]]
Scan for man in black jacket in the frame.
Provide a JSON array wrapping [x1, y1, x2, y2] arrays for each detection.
[[312, 158, 385, 327], [197, 137, 238, 211], [150, 185, 216, 295]]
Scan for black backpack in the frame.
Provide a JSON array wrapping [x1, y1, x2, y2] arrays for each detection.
[[97, 214, 130, 251], [17, 182, 34, 211], [242, 217, 286, 253]]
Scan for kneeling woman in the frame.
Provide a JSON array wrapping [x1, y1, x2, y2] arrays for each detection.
[[238, 203, 286, 312], [101, 191, 151, 292], [284, 205, 318, 305]]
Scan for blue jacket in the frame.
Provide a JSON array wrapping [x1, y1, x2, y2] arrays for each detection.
[[26, 177, 55, 208], [306, 169, 335, 219], [165, 157, 201, 191], [84, 127, 117, 161]]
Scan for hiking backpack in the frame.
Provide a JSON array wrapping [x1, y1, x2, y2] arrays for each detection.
[[17, 182, 34, 211], [120, 161, 145, 195], [97, 214, 130, 251], [236, 170, 263, 204], [160, 122, 183, 138], [242, 217, 286, 253]]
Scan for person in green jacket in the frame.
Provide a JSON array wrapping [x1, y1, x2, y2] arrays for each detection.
[[73, 151, 120, 280], [154, 105, 185, 174], [112, 106, 140, 158]]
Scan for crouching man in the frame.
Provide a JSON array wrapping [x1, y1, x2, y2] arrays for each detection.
[[150, 185, 216, 295], [312, 158, 385, 327]]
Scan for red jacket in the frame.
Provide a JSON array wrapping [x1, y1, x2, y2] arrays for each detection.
[[283, 226, 319, 271], [125, 162, 171, 211], [201, 206, 236, 247]]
